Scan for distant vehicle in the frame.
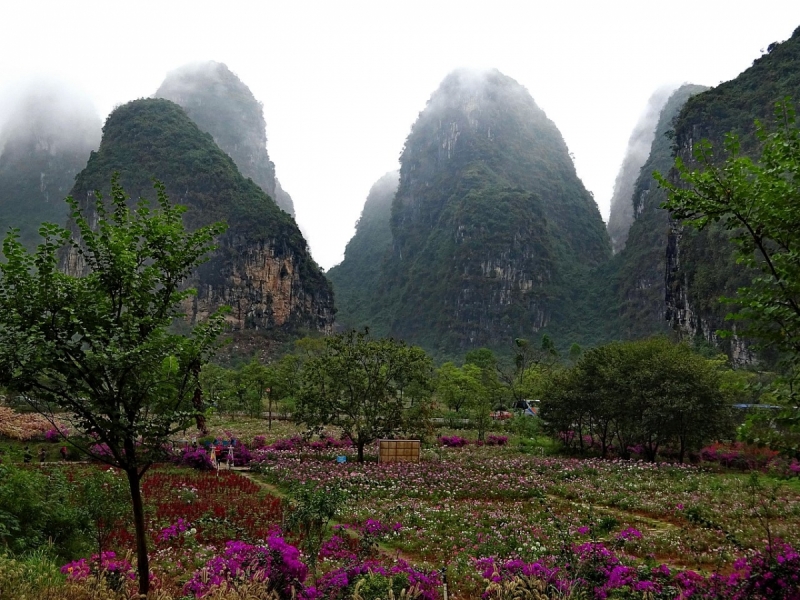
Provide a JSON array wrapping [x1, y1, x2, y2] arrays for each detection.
[[514, 399, 539, 417]]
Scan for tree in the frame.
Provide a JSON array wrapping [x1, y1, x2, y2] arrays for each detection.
[[436, 362, 471, 413], [284, 484, 345, 582], [541, 338, 733, 461], [0, 175, 226, 595], [464, 348, 505, 441], [463, 363, 496, 442], [199, 363, 232, 414], [79, 467, 130, 560], [295, 329, 433, 462], [658, 100, 800, 359], [497, 336, 559, 406]]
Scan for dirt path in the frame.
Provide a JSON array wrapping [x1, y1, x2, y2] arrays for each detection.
[[238, 469, 419, 564]]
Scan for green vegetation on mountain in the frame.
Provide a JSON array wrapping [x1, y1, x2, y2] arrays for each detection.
[[0, 86, 100, 250], [336, 69, 609, 358], [604, 84, 708, 340], [663, 100, 800, 358], [155, 61, 295, 215], [326, 171, 398, 334], [606, 86, 675, 254], [665, 26, 800, 358], [67, 98, 333, 334]]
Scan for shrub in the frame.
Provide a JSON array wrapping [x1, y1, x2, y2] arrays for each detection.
[[171, 448, 214, 471], [439, 436, 468, 447], [486, 435, 508, 446], [700, 442, 780, 470], [183, 537, 307, 598]]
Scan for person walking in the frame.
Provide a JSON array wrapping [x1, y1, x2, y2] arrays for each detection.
[[227, 445, 235, 470], [38, 447, 46, 463], [209, 446, 218, 470]]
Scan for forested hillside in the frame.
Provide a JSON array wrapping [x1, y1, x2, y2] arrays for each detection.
[[666, 26, 800, 361], [326, 171, 398, 334], [606, 84, 708, 340], [606, 86, 674, 254], [62, 98, 333, 337], [155, 61, 295, 215], [336, 69, 610, 357]]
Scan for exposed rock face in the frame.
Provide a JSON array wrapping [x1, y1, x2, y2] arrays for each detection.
[[665, 26, 800, 362], [606, 86, 674, 254], [189, 237, 332, 331], [0, 80, 100, 249], [62, 98, 333, 336], [346, 69, 609, 356], [608, 84, 707, 340], [326, 171, 398, 334], [155, 61, 295, 216]]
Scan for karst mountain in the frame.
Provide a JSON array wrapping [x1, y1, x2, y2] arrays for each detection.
[[0, 81, 101, 250], [331, 69, 610, 356], [155, 61, 295, 216], [61, 98, 333, 343]]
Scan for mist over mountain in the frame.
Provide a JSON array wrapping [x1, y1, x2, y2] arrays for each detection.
[[0, 79, 100, 249], [605, 84, 708, 340], [155, 61, 295, 216], [326, 171, 398, 334], [665, 25, 800, 362], [61, 98, 333, 344], [606, 86, 675, 254], [335, 69, 610, 357]]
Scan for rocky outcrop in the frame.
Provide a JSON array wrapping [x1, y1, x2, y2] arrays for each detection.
[[155, 61, 295, 215], [188, 236, 333, 332], [62, 98, 333, 338]]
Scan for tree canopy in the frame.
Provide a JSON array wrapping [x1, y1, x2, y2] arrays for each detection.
[[660, 101, 800, 360], [540, 338, 734, 462], [0, 175, 226, 594], [295, 329, 433, 462]]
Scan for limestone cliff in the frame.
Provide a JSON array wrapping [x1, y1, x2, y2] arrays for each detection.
[[665, 26, 800, 361], [62, 98, 333, 336], [606, 84, 707, 340], [155, 61, 295, 216]]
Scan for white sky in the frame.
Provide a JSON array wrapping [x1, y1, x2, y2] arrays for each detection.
[[1, 1, 799, 270]]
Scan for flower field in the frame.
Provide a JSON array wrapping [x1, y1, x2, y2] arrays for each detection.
[[252, 443, 800, 596], [6, 419, 800, 598]]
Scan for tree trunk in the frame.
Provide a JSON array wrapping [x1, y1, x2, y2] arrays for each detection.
[[192, 384, 208, 435], [357, 441, 365, 463], [191, 360, 208, 435], [268, 392, 272, 430], [125, 467, 150, 596]]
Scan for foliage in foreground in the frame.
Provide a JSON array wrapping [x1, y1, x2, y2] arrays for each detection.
[[660, 100, 800, 453], [0, 175, 226, 594]]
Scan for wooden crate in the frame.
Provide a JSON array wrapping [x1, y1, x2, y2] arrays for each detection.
[[378, 439, 421, 463]]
